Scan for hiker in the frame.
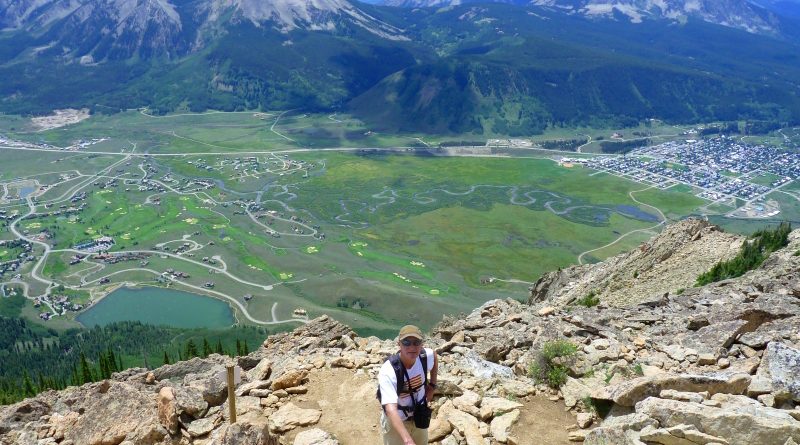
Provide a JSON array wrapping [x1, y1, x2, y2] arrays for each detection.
[[377, 325, 439, 445]]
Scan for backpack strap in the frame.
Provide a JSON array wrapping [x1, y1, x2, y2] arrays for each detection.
[[420, 349, 428, 387]]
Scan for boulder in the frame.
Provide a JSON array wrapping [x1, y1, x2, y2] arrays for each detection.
[[62, 382, 167, 445], [271, 370, 309, 390], [154, 355, 230, 381], [636, 397, 800, 445], [207, 414, 278, 445], [440, 401, 484, 445], [458, 349, 515, 380], [294, 428, 339, 445], [681, 320, 748, 353], [0, 399, 51, 435], [187, 417, 217, 438], [594, 373, 751, 407], [754, 342, 800, 402], [157, 387, 179, 435], [428, 417, 453, 442], [576, 413, 593, 429], [453, 390, 481, 417], [479, 397, 523, 421], [268, 403, 322, 433], [639, 424, 729, 445], [490, 410, 520, 443], [249, 359, 273, 381], [562, 377, 592, 409], [174, 385, 209, 418], [584, 428, 643, 445], [185, 366, 230, 407]]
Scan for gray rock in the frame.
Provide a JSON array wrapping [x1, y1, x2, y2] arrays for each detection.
[[594, 373, 751, 407], [681, 320, 749, 353], [187, 417, 217, 438], [459, 349, 515, 380], [294, 428, 339, 445], [174, 386, 209, 418], [636, 397, 800, 445], [755, 342, 800, 402]]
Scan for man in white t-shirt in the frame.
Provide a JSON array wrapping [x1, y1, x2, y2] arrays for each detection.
[[378, 325, 438, 445]]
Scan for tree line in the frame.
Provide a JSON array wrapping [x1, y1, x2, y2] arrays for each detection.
[[0, 319, 271, 405]]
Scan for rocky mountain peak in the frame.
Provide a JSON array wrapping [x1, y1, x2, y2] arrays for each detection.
[[530, 218, 744, 307], [208, 0, 407, 39]]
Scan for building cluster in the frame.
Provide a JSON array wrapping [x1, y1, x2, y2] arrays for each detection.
[[73, 236, 114, 253], [0, 239, 33, 277], [94, 251, 149, 264], [588, 137, 800, 202], [35, 294, 83, 317], [164, 268, 190, 279]]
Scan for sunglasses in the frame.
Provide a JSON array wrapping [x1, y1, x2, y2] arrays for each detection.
[[401, 338, 423, 347]]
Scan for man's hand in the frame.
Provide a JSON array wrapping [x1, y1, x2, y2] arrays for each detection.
[[425, 383, 436, 403], [403, 438, 416, 445]]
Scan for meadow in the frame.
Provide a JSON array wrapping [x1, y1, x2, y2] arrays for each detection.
[[0, 111, 725, 333]]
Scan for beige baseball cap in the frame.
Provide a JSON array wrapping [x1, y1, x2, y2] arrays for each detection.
[[398, 325, 423, 341]]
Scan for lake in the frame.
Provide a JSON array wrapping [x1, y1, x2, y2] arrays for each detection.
[[77, 286, 235, 329]]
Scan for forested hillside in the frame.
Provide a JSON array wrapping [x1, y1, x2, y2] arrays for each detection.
[[0, 315, 275, 405]]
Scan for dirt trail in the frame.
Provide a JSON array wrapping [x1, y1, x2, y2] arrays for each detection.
[[287, 368, 576, 444]]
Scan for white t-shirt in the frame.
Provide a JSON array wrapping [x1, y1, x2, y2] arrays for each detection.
[[378, 348, 434, 421]]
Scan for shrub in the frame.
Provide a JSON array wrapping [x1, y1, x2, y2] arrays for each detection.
[[696, 222, 791, 286], [528, 340, 578, 388], [575, 291, 600, 308]]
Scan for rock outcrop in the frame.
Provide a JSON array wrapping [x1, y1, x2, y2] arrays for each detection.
[[530, 218, 743, 307], [1, 221, 798, 445]]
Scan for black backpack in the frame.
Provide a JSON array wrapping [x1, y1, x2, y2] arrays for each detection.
[[376, 350, 428, 413]]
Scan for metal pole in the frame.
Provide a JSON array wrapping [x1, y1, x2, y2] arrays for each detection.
[[227, 365, 237, 424]]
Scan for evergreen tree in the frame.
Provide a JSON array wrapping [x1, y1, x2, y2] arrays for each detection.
[[107, 349, 118, 374], [243, 341, 249, 355], [22, 371, 35, 396], [79, 352, 93, 384], [216, 339, 224, 355], [202, 338, 212, 358], [185, 340, 198, 358], [99, 353, 110, 379], [235, 339, 242, 356], [163, 351, 171, 365]]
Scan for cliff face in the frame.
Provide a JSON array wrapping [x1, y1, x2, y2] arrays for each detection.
[[530, 218, 744, 307], [1, 221, 799, 445]]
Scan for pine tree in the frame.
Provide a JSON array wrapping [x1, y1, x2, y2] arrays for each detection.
[[216, 339, 224, 355], [79, 352, 93, 384], [99, 353, 109, 379], [202, 338, 212, 358], [163, 351, 171, 365], [185, 339, 198, 358], [107, 349, 118, 374], [235, 339, 242, 356], [22, 371, 35, 396], [243, 341, 249, 355]]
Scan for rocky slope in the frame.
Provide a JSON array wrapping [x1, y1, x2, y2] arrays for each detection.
[[1, 221, 799, 445], [530, 218, 744, 307]]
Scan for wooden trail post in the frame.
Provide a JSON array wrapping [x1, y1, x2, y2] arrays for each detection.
[[227, 365, 237, 424]]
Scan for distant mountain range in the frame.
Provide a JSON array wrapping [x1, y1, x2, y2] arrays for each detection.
[[1, 0, 799, 133], [382, 0, 791, 37]]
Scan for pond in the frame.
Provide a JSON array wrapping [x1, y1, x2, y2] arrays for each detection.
[[77, 286, 235, 329]]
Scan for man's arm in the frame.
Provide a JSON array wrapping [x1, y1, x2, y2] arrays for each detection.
[[384, 403, 416, 445], [426, 352, 438, 403]]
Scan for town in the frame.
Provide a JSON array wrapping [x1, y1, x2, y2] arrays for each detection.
[[577, 137, 800, 216]]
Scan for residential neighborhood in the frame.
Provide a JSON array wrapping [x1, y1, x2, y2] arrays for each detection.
[[585, 137, 800, 215]]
